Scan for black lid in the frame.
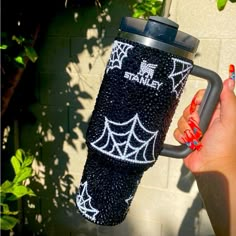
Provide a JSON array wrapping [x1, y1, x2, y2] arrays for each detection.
[[118, 16, 199, 59]]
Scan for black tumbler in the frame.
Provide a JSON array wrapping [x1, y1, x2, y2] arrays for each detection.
[[76, 16, 223, 225]]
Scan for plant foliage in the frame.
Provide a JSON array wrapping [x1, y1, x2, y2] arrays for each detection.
[[132, 0, 163, 19], [131, 0, 236, 20], [217, 0, 236, 10], [0, 149, 36, 231], [1, 33, 38, 71]]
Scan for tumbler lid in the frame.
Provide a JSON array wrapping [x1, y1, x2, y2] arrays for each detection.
[[118, 16, 199, 59]]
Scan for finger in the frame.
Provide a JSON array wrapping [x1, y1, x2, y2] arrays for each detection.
[[177, 115, 190, 133], [183, 105, 191, 119], [189, 89, 205, 114], [183, 106, 201, 124], [174, 128, 185, 144], [174, 89, 206, 148], [174, 114, 201, 142], [220, 78, 236, 125], [182, 89, 205, 120]]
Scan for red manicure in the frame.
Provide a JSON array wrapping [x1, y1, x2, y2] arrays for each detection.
[[189, 94, 198, 114], [182, 117, 203, 151], [229, 64, 235, 81], [188, 117, 202, 140], [182, 129, 202, 151]]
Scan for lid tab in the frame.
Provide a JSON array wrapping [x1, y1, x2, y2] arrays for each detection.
[[144, 16, 179, 42]]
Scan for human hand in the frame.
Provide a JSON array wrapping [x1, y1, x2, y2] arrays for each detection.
[[174, 68, 236, 174]]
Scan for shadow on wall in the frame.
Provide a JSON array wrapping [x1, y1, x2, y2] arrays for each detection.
[[10, 0, 138, 235], [177, 164, 215, 236], [177, 164, 203, 236]]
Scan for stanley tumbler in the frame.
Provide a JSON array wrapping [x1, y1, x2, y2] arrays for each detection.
[[76, 16, 223, 225]]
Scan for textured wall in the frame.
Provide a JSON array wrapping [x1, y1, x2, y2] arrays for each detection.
[[20, 0, 236, 235]]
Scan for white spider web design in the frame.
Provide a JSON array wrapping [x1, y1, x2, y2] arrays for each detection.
[[125, 195, 134, 205], [76, 181, 99, 222], [168, 58, 193, 99], [91, 114, 158, 164], [106, 40, 134, 73]]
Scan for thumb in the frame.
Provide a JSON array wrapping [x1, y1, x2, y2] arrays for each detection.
[[220, 78, 236, 124]]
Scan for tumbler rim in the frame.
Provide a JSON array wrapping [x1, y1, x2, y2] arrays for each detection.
[[118, 31, 195, 60]]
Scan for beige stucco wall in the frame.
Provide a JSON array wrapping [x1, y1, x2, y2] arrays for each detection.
[[19, 0, 236, 235]]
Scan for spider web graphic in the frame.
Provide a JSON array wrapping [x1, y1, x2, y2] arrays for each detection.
[[76, 181, 99, 221], [125, 194, 134, 205], [91, 114, 158, 164], [168, 58, 193, 99], [106, 40, 134, 73]]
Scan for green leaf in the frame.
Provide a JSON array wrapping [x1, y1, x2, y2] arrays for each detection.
[[0, 44, 8, 49], [14, 56, 25, 65], [0, 203, 19, 215], [217, 0, 228, 10], [132, 0, 164, 18], [0, 215, 19, 230], [7, 185, 35, 200], [133, 9, 146, 18], [13, 167, 33, 183], [24, 46, 38, 63], [0, 192, 6, 203], [12, 35, 25, 45], [151, 7, 157, 15], [0, 180, 13, 193], [0, 203, 10, 212], [22, 154, 34, 168], [10, 156, 21, 175], [15, 149, 24, 163]]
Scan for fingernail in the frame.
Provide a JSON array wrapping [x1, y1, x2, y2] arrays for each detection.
[[228, 64, 235, 90], [228, 79, 235, 91], [182, 129, 203, 151], [190, 94, 198, 114], [193, 141, 203, 151], [229, 64, 235, 81], [188, 117, 202, 139]]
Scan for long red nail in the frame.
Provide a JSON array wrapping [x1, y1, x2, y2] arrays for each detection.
[[188, 117, 202, 139], [190, 94, 198, 114], [229, 64, 235, 81], [182, 129, 203, 151]]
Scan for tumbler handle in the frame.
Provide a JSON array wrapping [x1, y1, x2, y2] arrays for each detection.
[[160, 65, 223, 158]]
